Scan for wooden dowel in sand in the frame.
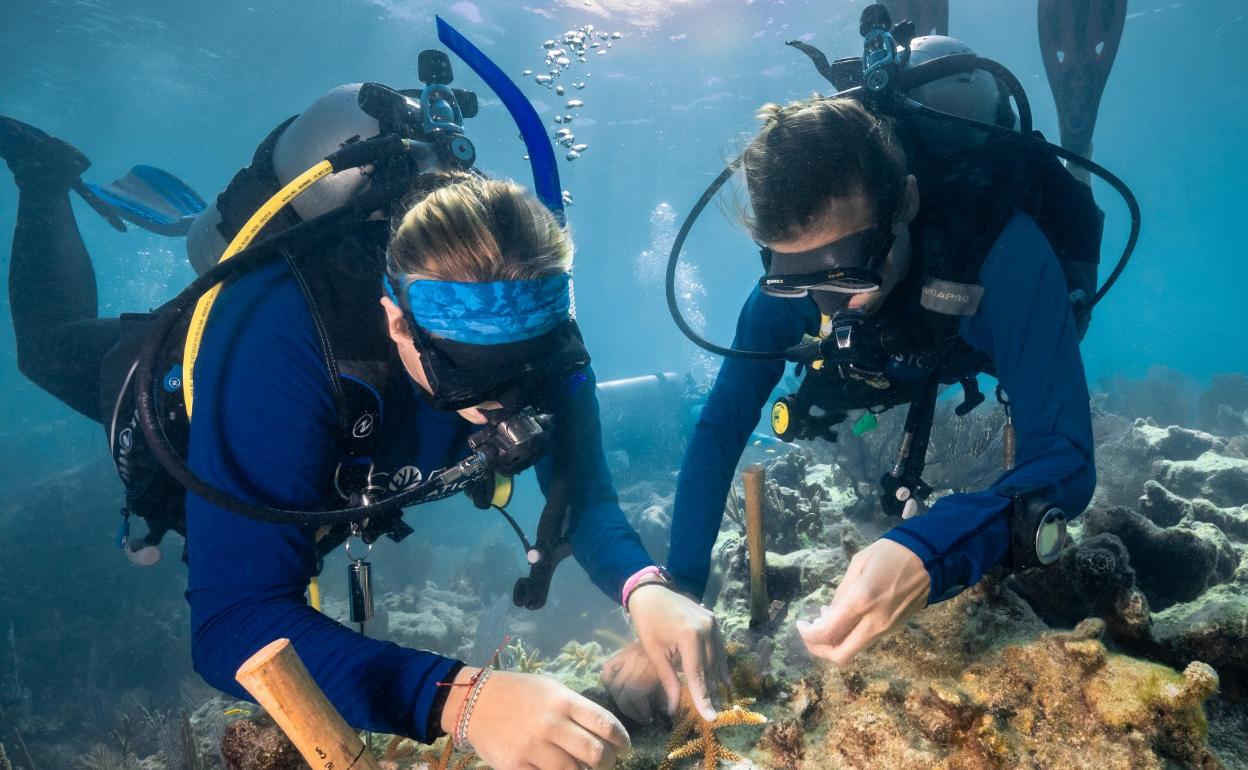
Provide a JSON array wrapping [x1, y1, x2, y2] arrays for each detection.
[[742, 464, 770, 629], [235, 638, 381, 770]]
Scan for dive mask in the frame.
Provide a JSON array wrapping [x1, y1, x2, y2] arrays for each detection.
[[759, 226, 894, 297], [384, 272, 590, 412]]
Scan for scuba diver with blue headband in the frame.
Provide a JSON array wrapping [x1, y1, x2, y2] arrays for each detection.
[[0, 18, 729, 766]]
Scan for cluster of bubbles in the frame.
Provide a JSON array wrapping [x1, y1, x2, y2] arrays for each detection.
[[520, 24, 624, 165]]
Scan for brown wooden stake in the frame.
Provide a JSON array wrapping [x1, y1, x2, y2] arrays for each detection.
[[742, 464, 769, 629], [235, 638, 382, 770]]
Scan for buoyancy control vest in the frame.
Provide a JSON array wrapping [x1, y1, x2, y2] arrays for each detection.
[[103, 120, 578, 610], [772, 131, 1098, 432], [780, 126, 1105, 430], [766, 120, 1105, 519], [102, 118, 398, 565]]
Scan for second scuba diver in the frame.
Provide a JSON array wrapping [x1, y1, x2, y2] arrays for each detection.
[[1, 23, 729, 768], [603, 4, 1134, 715]]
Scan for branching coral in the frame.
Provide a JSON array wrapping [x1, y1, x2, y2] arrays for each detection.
[[659, 690, 768, 770], [0, 743, 9, 770], [381, 735, 477, 770], [502, 639, 547, 674], [554, 641, 604, 673]]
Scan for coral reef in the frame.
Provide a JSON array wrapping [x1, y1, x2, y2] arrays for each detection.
[[501, 638, 548, 674], [658, 691, 767, 770], [379, 735, 476, 770], [0, 457, 195, 768], [546, 640, 608, 693], [608, 377, 1248, 768], [758, 717, 804, 770], [1013, 413, 1248, 698], [812, 597, 1223, 769]]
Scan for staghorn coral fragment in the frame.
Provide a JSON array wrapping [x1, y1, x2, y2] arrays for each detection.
[[554, 640, 604, 672], [659, 690, 767, 770], [381, 736, 477, 770], [502, 638, 548, 674]]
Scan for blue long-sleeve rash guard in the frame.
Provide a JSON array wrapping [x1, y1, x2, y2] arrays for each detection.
[[669, 212, 1095, 603], [185, 259, 654, 741]]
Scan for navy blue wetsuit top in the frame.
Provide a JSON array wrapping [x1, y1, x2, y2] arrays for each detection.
[[185, 259, 654, 741], [669, 212, 1095, 602]]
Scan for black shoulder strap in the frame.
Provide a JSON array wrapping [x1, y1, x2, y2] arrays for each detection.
[[283, 220, 393, 502], [214, 114, 302, 245]]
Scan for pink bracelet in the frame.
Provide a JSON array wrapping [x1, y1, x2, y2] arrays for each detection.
[[621, 566, 667, 608]]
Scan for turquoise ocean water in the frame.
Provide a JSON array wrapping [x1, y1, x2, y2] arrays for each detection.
[[0, 0, 1245, 761]]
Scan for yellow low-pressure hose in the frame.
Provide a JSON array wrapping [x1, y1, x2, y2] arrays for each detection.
[[182, 159, 336, 418]]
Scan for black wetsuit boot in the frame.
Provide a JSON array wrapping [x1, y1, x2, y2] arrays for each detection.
[[2, 116, 119, 422]]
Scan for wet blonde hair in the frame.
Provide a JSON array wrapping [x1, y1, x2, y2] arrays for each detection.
[[388, 173, 572, 283]]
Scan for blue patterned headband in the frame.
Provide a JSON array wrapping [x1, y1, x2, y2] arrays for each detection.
[[384, 272, 572, 345]]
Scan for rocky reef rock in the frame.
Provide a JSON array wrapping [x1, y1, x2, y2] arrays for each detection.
[[375, 583, 480, 657], [1133, 421, 1225, 462], [1161, 452, 1248, 509], [1013, 414, 1248, 702], [1009, 533, 1153, 643], [750, 449, 855, 553], [220, 712, 305, 770], [1081, 506, 1237, 610], [1152, 584, 1248, 699], [1198, 374, 1248, 437], [812, 595, 1223, 770]]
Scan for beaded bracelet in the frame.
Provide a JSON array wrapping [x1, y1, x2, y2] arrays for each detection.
[[454, 664, 495, 751]]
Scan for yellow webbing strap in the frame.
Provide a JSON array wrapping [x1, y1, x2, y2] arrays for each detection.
[[182, 159, 336, 418], [308, 576, 323, 612]]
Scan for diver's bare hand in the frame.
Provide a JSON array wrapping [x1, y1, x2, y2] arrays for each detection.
[[626, 584, 731, 722], [600, 641, 662, 723], [796, 539, 930, 665], [447, 667, 630, 770]]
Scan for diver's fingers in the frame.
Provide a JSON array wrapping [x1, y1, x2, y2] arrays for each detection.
[[798, 595, 858, 649], [678, 636, 717, 722], [641, 638, 683, 715], [821, 619, 882, 667], [600, 655, 621, 688], [567, 695, 631, 752], [553, 719, 619, 770], [525, 741, 583, 770], [797, 614, 860, 663]]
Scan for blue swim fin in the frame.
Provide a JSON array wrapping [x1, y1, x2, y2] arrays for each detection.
[[85, 165, 206, 237]]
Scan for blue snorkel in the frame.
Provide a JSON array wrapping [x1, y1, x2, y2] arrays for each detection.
[[437, 16, 566, 225]]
